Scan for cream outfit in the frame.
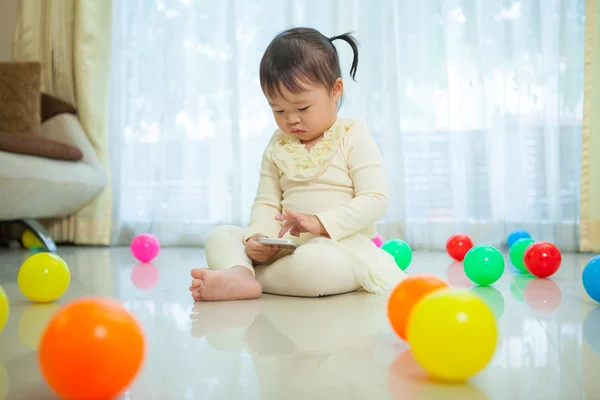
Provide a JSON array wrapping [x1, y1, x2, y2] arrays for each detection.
[[205, 118, 406, 296]]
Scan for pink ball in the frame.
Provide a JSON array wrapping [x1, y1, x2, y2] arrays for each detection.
[[130, 233, 160, 262], [372, 234, 384, 248]]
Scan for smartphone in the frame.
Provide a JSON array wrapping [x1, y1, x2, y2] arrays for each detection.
[[257, 237, 299, 249]]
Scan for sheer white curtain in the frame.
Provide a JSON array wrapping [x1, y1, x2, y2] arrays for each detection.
[[109, 0, 585, 250]]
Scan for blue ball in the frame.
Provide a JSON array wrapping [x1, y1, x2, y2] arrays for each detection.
[[507, 230, 531, 248], [583, 255, 600, 303]]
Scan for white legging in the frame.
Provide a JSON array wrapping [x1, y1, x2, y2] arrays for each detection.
[[205, 225, 362, 297]]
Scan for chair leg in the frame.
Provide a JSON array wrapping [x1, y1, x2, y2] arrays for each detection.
[[19, 219, 57, 253]]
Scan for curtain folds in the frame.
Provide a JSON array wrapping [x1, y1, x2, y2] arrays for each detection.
[[580, 0, 600, 252], [13, 0, 113, 245], [110, 0, 585, 250]]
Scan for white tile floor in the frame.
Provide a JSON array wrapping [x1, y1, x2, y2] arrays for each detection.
[[0, 246, 599, 399]]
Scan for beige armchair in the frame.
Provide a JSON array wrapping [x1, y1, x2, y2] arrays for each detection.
[[0, 114, 107, 251]]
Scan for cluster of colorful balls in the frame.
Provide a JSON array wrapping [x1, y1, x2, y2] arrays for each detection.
[[506, 230, 562, 278], [373, 234, 413, 271], [445, 230, 563, 287], [446, 233, 505, 285], [1, 249, 147, 399], [387, 275, 497, 381], [507, 230, 600, 305]]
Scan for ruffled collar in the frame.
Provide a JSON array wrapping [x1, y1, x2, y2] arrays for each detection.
[[271, 118, 345, 181]]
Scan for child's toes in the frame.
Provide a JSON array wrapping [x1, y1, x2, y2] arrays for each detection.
[[189, 279, 203, 292]]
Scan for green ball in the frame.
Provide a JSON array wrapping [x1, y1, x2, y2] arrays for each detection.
[[29, 246, 46, 254], [381, 239, 412, 270], [463, 245, 505, 285], [508, 238, 535, 272]]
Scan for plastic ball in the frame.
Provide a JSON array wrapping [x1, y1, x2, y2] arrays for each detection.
[[372, 234, 384, 248], [508, 238, 535, 273], [463, 245, 505, 285], [445, 233, 474, 261], [0, 286, 8, 333], [407, 289, 497, 381], [507, 229, 531, 248], [18, 253, 70, 303], [21, 230, 43, 250], [583, 255, 600, 303], [387, 275, 449, 340], [382, 239, 412, 270], [39, 297, 145, 399], [130, 234, 160, 262], [29, 246, 46, 254], [523, 242, 561, 278]]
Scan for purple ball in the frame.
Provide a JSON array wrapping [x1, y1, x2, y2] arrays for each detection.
[[130, 234, 160, 262]]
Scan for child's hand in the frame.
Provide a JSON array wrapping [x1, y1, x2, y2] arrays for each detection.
[[276, 209, 329, 238], [245, 233, 280, 263]]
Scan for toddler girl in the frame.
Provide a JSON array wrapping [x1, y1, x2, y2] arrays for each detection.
[[189, 27, 406, 301]]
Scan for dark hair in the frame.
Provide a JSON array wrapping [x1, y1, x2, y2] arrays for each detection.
[[259, 27, 359, 100]]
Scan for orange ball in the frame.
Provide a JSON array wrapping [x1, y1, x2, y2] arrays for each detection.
[[388, 274, 449, 340], [39, 297, 145, 399]]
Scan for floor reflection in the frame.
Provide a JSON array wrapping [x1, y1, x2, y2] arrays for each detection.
[[446, 262, 471, 288], [130, 263, 160, 290], [583, 307, 600, 354], [470, 286, 505, 320], [17, 303, 60, 350], [387, 350, 489, 400], [508, 274, 562, 313], [0, 248, 596, 399]]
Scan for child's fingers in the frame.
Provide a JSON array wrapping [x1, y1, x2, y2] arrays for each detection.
[[299, 219, 313, 233], [278, 221, 295, 238], [245, 239, 260, 251], [285, 209, 302, 219]]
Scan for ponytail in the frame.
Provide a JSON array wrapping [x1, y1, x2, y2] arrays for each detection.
[[329, 32, 359, 81]]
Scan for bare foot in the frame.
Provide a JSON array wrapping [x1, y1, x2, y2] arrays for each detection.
[[189, 267, 262, 301]]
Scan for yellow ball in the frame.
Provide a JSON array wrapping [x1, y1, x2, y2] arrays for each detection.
[[0, 286, 8, 332], [407, 289, 497, 381], [18, 253, 70, 303], [21, 230, 43, 249]]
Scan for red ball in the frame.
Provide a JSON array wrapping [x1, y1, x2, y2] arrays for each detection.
[[445, 234, 474, 261], [523, 242, 562, 278]]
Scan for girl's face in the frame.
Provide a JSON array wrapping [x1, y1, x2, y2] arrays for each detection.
[[266, 79, 343, 143]]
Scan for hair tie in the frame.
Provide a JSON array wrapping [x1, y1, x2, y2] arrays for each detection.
[[329, 35, 339, 43]]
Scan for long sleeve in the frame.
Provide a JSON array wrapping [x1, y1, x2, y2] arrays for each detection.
[[315, 121, 388, 242], [244, 139, 283, 241]]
